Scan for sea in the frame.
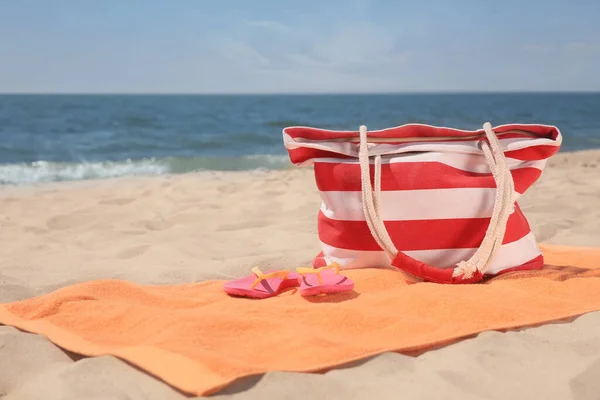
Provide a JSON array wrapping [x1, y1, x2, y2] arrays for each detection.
[[1, 93, 599, 185]]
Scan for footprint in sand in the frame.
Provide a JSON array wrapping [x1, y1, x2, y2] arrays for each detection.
[[554, 219, 576, 230], [117, 244, 151, 259], [23, 226, 48, 235], [217, 219, 269, 231], [264, 190, 285, 196], [139, 219, 175, 231], [120, 230, 147, 236], [46, 213, 93, 230], [0, 197, 18, 205], [99, 197, 135, 206], [535, 223, 559, 242], [217, 184, 238, 194], [140, 189, 154, 197]]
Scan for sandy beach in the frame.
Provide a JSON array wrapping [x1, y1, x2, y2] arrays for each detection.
[[1, 149, 600, 400]]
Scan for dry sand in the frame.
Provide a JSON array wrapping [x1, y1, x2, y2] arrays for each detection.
[[1, 150, 600, 399]]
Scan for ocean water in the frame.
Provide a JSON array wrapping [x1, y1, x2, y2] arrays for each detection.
[[1, 93, 599, 185]]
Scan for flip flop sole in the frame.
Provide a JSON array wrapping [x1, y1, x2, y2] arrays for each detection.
[[224, 272, 300, 299], [299, 282, 355, 297], [298, 269, 355, 297]]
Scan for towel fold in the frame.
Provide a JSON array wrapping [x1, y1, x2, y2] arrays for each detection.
[[1, 244, 600, 396]]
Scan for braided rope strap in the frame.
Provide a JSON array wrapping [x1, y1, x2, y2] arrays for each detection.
[[357, 122, 516, 284]]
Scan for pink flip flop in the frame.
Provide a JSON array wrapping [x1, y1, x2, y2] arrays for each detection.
[[295, 263, 354, 297], [223, 267, 301, 299]]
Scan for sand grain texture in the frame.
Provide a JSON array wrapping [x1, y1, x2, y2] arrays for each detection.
[[1, 150, 600, 399]]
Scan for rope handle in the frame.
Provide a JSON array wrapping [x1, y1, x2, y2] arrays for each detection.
[[358, 123, 516, 284]]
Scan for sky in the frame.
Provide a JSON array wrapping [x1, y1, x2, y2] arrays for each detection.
[[1, 0, 599, 93]]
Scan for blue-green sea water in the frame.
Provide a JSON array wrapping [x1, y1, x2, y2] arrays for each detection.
[[1, 93, 599, 185]]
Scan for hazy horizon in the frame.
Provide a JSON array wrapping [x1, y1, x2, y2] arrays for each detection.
[[2, 91, 600, 96], [2, 0, 599, 94]]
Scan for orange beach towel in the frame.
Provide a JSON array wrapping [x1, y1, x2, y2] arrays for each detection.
[[1, 244, 600, 396]]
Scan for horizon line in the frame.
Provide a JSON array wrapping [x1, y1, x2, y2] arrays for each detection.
[[1, 90, 600, 96]]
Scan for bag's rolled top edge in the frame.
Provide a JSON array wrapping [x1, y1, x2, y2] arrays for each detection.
[[282, 123, 562, 165], [282, 122, 561, 142]]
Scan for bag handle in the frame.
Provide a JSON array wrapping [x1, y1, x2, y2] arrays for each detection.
[[358, 123, 516, 284]]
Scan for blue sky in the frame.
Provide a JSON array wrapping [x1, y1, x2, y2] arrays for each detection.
[[1, 0, 599, 93]]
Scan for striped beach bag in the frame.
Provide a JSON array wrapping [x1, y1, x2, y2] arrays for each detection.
[[283, 122, 562, 284]]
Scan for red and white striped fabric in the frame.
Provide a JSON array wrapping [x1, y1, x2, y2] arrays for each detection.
[[283, 122, 562, 284]]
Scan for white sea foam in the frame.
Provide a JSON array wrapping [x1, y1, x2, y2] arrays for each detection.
[[0, 159, 170, 185], [0, 155, 291, 185]]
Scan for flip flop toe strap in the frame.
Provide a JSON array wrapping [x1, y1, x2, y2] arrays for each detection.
[[296, 263, 341, 285], [249, 267, 291, 289]]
